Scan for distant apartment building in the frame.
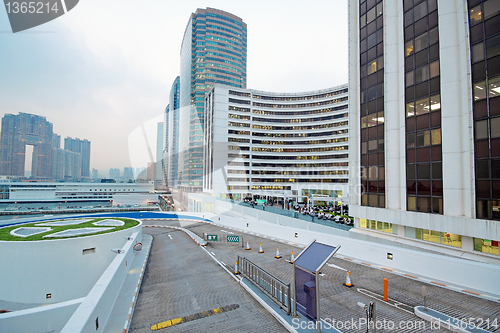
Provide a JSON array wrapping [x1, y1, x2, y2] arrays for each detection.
[[179, 8, 247, 192], [0, 112, 53, 178], [348, 0, 500, 256], [64, 137, 91, 179], [204, 85, 349, 202], [123, 167, 134, 182], [109, 168, 121, 180]]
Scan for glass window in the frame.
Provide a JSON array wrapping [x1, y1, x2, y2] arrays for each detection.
[[368, 139, 378, 151], [360, 218, 368, 228], [475, 238, 499, 255], [422, 229, 440, 243], [367, 7, 376, 24], [376, 2, 383, 17], [431, 128, 441, 145], [406, 102, 415, 117], [429, 27, 439, 45], [486, 35, 500, 59], [361, 14, 367, 28], [406, 71, 414, 87], [469, 4, 482, 25], [361, 116, 367, 128], [368, 60, 378, 75], [474, 80, 487, 100], [415, 32, 429, 53], [472, 42, 484, 63], [441, 232, 462, 248], [484, 0, 500, 20], [430, 60, 440, 78], [407, 132, 416, 148], [416, 130, 431, 147], [405, 9, 413, 27], [430, 94, 440, 111], [491, 117, 500, 138], [475, 119, 488, 140], [415, 64, 429, 83], [488, 76, 500, 98], [415, 97, 430, 115], [405, 40, 414, 56], [418, 163, 431, 179], [414, 1, 428, 21]]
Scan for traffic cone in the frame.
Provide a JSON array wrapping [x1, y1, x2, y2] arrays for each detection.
[[344, 270, 353, 287], [245, 241, 251, 250], [234, 261, 239, 275], [290, 251, 295, 264], [259, 243, 264, 253], [275, 247, 281, 259]]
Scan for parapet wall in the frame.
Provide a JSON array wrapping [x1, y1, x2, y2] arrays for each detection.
[[0, 220, 142, 304]]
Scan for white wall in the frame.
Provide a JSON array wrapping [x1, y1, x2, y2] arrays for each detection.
[[0, 221, 142, 304], [61, 231, 142, 333], [0, 298, 83, 333], [214, 201, 500, 295]]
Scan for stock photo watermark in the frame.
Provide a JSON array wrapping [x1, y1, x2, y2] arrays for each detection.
[[3, 0, 79, 33]]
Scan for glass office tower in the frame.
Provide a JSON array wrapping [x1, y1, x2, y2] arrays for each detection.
[[179, 7, 247, 192]]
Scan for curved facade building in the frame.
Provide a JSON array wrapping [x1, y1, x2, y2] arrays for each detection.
[[180, 8, 247, 192], [204, 85, 349, 202]]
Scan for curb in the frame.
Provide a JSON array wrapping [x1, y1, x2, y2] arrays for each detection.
[[122, 235, 153, 333]]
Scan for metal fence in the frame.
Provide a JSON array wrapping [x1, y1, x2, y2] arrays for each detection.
[[237, 255, 291, 315]]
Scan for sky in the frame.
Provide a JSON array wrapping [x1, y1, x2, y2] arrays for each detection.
[[0, 0, 348, 174]]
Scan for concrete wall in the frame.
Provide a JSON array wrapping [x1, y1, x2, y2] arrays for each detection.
[[0, 298, 83, 333], [61, 231, 141, 333], [214, 201, 500, 295], [0, 221, 142, 304]]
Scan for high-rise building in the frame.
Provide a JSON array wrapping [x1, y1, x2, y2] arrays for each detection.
[[64, 137, 91, 179], [0, 112, 53, 178], [348, 0, 500, 256], [52, 134, 61, 149], [156, 121, 164, 187], [204, 85, 349, 202], [109, 168, 121, 179], [64, 150, 81, 180], [166, 76, 180, 189], [179, 8, 247, 192], [51, 148, 65, 180], [123, 167, 134, 182]]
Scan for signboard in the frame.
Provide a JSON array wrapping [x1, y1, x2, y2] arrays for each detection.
[[206, 234, 218, 242], [227, 235, 240, 243], [256, 199, 266, 205]]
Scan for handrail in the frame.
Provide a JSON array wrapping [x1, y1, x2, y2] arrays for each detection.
[[237, 255, 291, 315]]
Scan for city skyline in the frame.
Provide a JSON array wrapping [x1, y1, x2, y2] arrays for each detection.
[[0, 0, 348, 171]]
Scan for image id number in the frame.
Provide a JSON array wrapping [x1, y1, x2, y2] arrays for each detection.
[[5, 2, 59, 14]]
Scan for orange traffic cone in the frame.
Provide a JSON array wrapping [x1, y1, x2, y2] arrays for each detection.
[[344, 270, 353, 287], [245, 241, 251, 250], [259, 243, 264, 253], [290, 251, 295, 264], [275, 247, 281, 259]]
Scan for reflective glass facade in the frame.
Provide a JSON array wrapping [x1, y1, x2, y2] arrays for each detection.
[[403, 0, 443, 214], [180, 8, 247, 191], [359, 0, 385, 208], [468, 0, 500, 221]]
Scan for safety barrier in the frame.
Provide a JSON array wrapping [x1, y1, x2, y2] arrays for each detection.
[[237, 255, 291, 315]]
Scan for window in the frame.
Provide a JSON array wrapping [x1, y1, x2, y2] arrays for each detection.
[[469, 5, 482, 25]]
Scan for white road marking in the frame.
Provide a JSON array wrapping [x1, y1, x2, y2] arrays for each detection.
[[327, 263, 347, 271], [168, 234, 173, 239]]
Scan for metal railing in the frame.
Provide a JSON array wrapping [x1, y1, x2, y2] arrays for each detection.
[[237, 255, 291, 315]]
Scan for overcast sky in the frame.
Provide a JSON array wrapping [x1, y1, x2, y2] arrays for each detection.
[[0, 0, 348, 175]]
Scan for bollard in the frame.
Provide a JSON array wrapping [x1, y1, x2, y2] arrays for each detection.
[[383, 278, 388, 301], [290, 251, 295, 264], [234, 261, 239, 275]]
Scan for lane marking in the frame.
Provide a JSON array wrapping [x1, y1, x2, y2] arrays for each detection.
[[150, 304, 240, 330], [326, 263, 347, 271], [168, 234, 173, 240], [357, 288, 414, 315]]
